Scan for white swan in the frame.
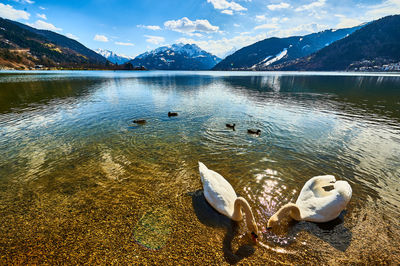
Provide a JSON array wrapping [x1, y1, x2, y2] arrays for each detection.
[[267, 175, 352, 229], [198, 162, 259, 241]]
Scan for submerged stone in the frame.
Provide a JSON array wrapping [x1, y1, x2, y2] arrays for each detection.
[[133, 207, 173, 250]]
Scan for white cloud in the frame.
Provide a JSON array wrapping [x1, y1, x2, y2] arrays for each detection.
[[295, 0, 326, 12], [36, 13, 47, 20], [364, 0, 400, 21], [39, 6, 46, 10], [145, 35, 165, 45], [188, 32, 204, 37], [254, 23, 279, 30], [137, 25, 161, 31], [11, 0, 34, 4], [66, 33, 79, 40], [221, 9, 233, 15], [256, 15, 266, 22], [336, 16, 363, 28], [332, 1, 400, 30], [28, 20, 62, 31], [254, 17, 280, 30], [94, 34, 109, 42], [267, 2, 290, 11], [115, 41, 134, 46], [207, 0, 247, 12], [176, 33, 267, 57], [0, 3, 30, 20], [233, 23, 240, 27], [268, 23, 329, 37], [164, 17, 219, 34]]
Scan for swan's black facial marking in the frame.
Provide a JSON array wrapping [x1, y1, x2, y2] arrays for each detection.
[[322, 185, 335, 191], [251, 231, 258, 241]]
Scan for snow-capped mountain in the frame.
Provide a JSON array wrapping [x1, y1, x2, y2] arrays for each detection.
[[213, 25, 362, 70], [95, 49, 133, 65], [129, 43, 221, 70], [276, 15, 400, 71]]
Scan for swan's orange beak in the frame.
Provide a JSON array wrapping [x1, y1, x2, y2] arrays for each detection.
[[251, 232, 258, 242]]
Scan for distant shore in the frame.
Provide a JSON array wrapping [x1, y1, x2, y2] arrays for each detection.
[[1, 67, 399, 73], [0, 66, 148, 71]]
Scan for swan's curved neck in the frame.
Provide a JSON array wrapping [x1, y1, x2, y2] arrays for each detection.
[[275, 203, 302, 221], [232, 197, 258, 233]]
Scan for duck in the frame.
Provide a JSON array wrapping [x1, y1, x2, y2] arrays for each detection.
[[198, 162, 259, 242], [267, 175, 352, 229], [247, 129, 261, 135], [168, 112, 178, 117], [226, 123, 236, 130], [133, 119, 146, 124]]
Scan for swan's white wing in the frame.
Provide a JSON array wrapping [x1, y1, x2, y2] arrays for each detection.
[[334, 180, 352, 202], [199, 162, 237, 218], [296, 177, 352, 222], [297, 191, 344, 222], [297, 175, 336, 202]]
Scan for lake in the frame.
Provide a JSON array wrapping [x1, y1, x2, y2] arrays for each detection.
[[0, 71, 399, 264]]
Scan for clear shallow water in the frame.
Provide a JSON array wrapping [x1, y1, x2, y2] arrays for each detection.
[[0, 71, 399, 264]]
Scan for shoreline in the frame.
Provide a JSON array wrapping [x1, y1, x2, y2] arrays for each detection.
[[1, 67, 399, 74]]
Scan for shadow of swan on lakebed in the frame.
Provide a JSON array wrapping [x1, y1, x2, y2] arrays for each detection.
[[292, 211, 352, 252], [189, 190, 255, 264], [263, 210, 352, 252]]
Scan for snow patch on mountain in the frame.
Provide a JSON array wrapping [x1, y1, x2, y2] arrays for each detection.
[[265, 48, 288, 66], [252, 48, 288, 69], [259, 56, 273, 64]]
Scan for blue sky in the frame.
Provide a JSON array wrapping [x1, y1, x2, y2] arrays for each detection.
[[1, 0, 399, 58]]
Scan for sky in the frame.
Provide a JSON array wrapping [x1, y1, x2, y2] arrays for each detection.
[[0, 0, 400, 58]]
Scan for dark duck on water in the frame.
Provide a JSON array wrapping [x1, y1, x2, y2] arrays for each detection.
[[133, 119, 146, 124], [226, 123, 236, 130], [247, 129, 261, 135]]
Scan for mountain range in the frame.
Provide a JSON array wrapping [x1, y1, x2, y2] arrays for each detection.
[[128, 43, 221, 70], [273, 15, 400, 71], [95, 49, 133, 65], [213, 25, 361, 70], [0, 17, 107, 69], [0, 15, 399, 71]]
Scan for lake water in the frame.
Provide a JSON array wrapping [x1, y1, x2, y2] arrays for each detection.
[[0, 71, 399, 264]]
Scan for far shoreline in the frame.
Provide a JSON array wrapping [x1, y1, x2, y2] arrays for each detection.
[[1, 69, 400, 77]]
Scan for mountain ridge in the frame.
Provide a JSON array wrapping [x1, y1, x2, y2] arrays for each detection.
[[0, 17, 108, 69], [129, 43, 221, 70], [274, 15, 400, 71], [1, 15, 399, 72], [213, 25, 361, 71], [95, 49, 133, 65]]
